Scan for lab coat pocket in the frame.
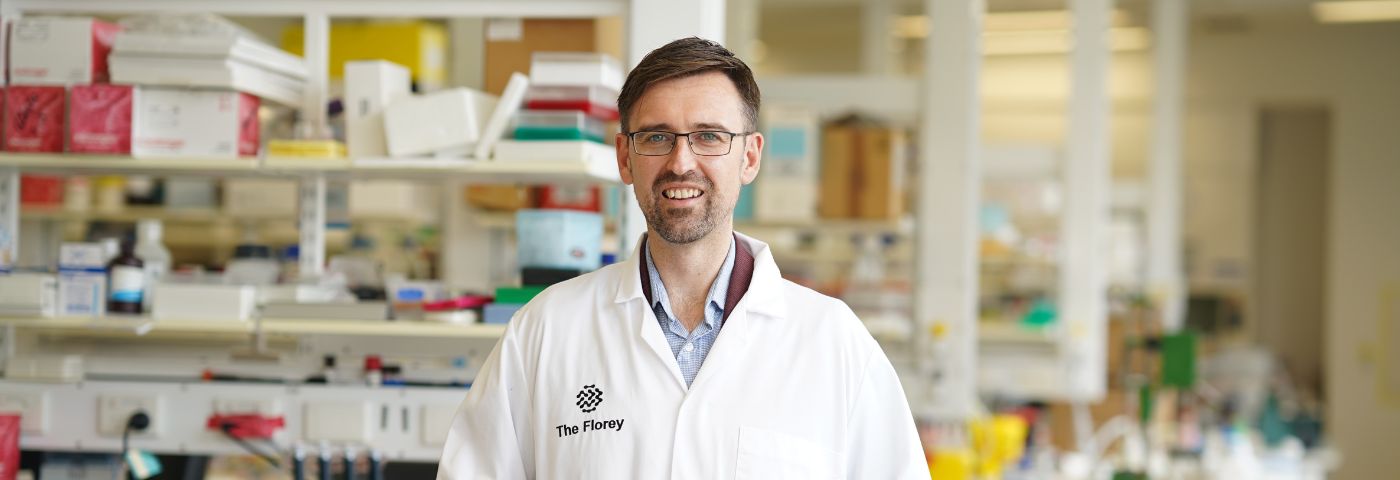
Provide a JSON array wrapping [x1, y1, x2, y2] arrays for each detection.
[[734, 426, 840, 480]]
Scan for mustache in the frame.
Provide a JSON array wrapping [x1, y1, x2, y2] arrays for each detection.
[[651, 171, 713, 192]]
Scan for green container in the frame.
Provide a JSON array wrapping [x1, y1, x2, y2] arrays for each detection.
[[495, 286, 547, 304], [1161, 332, 1198, 388], [513, 126, 606, 144]]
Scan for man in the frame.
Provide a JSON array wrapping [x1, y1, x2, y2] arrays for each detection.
[[438, 37, 928, 479]]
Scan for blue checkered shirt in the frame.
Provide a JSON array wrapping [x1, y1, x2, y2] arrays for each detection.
[[645, 237, 736, 387]]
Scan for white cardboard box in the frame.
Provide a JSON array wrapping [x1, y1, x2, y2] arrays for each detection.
[[152, 283, 256, 321], [529, 52, 624, 92], [57, 243, 107, 317], [110, 55, 303, 107], [344, 60, 411, 157], [9, 17, 120, 85], [0, 273, 58, 317], [755, 107, 820, 221], [223, 178, 297, 217], [383, 88, 497, 157], [132, 87, 260, 159], [349, 180, 439, 221]]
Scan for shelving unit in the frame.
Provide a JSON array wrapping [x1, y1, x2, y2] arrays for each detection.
[[0, 0, 729, 461]]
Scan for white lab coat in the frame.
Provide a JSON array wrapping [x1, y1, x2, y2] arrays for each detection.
[[438, 233, 929, 479]]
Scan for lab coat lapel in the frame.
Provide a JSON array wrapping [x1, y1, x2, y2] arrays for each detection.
[[686, 233, 786, 392], [614, 234, 687, 389]]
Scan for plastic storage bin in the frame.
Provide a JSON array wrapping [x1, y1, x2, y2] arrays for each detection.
[[523, 85, 619, 120], [512, 111, 609, 144]]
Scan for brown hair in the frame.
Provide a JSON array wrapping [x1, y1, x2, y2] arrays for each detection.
[[617, 37, 760, 133]]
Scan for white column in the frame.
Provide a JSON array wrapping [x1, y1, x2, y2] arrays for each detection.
[[1061, 0, 1113, 402], [725, 0, 761, 60], [621, 0, 726, 255], [298, 175, 328, 278], [0, 169, 17, 273], [626, 0, 725, 66], [301, 13, 330, 139], [861, 0, 895, 75], [1147, 0, 1188, 332], [916, 0, 983, 420]]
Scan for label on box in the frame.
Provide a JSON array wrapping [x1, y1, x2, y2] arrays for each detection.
[[59, 243, 106, 269], [70, 84, 134, 154], [486, 18, 523, 41], [237, 92, 260, 156], [109, 266, 145, 304], [59, 274, 105, 316], [4, 86, 66, 152]]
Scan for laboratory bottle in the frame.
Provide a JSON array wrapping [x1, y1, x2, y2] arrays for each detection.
[[134, 219, 172, 309], [364, 355, 384, 387], [107, 241, 146, 314]]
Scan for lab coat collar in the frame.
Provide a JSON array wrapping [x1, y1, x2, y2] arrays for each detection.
[[614, 231, 787, 320]]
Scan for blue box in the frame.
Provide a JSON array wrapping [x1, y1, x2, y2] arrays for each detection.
[[516, 209, 603, 271], [483, 303, 525, 324]]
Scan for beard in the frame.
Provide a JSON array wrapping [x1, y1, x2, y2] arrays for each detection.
[[640, 170, 725, 245]]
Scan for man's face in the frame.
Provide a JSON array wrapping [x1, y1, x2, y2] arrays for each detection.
[[616, 71, 763, 245]]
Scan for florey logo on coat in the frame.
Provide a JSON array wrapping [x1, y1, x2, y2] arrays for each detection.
[[556, 384, 626, 438], [576, 384, 603, 412]]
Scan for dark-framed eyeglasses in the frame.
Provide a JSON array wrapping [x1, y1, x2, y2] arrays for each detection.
[[625, 130, 753, 156]]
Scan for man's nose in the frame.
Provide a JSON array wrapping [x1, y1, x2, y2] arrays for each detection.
[[663, 135, 699, 174]]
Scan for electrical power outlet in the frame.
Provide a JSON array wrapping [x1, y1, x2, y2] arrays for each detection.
[[98, 394, 163, 438], [0, 391, 49, 434], [213, 397, 281, 416]]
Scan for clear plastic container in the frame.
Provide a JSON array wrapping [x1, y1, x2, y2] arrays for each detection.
[[225, 244, 281, 286], [512, 111, 609, 143], [134, 219, 172, 309], [523, 85, 619, 120]]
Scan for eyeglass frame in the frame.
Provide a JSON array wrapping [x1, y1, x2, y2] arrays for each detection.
[[623, 130, 755, 157]]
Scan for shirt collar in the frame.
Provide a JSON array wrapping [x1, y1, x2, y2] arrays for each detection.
[[644, 235, 737, 327]]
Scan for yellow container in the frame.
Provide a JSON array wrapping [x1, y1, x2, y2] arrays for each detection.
[[968, 415, 1030, 479], [283, 21, 447, 89], [929, 448, 974, 480]]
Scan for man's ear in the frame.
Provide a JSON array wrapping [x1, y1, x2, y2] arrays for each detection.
[[616, 132, 633, 185], [740, 132, 762, 185]]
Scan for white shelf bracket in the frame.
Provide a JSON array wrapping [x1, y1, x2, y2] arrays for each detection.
[[299, 174, 328, 278], [1148, 0, 1188, 332], [301, 12, 331, 139], [1060, 0, 1114, 402], [0, 167, 18, 273]]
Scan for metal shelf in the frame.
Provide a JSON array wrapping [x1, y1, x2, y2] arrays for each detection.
[[0, 154, 261, 176], [0, 315, 506, 339], [2, 153, 621, 184], [4, 0, 625, 18]]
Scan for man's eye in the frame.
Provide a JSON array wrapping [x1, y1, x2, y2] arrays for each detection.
[[645, 134, 669, 143], [697, 132, 722, 142]]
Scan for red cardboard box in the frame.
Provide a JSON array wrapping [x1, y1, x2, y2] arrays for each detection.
[[0, 414, 17, 480], [20, 175, 64, 206], [4, 85, 66, 152], [534, 184, 600, 212], [70, 84, 133, 154]]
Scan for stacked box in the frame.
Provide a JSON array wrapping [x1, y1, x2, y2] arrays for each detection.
[[819, 117, 909, 220]]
